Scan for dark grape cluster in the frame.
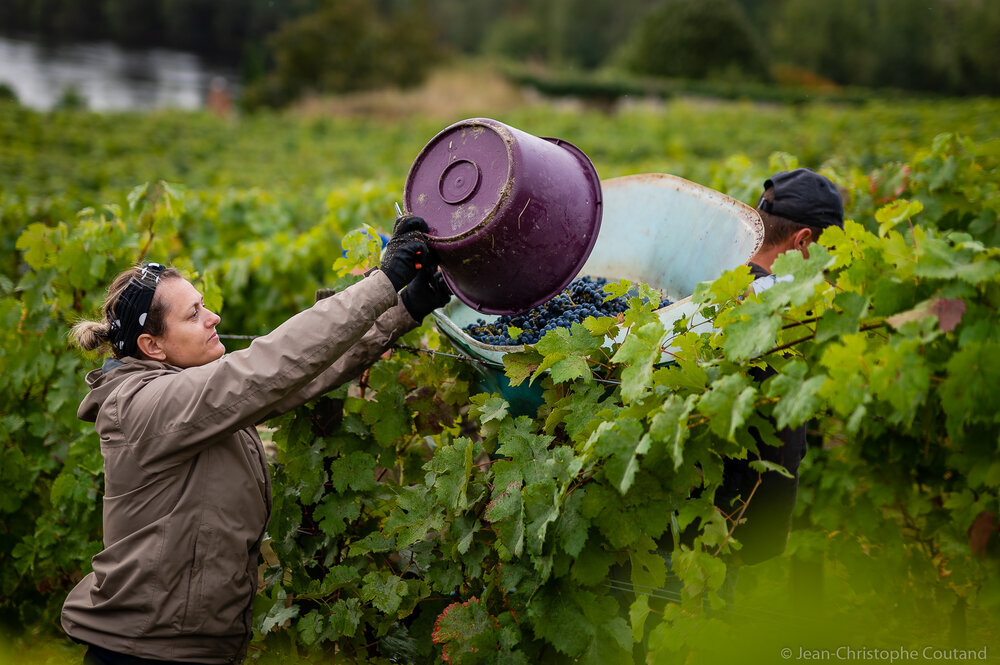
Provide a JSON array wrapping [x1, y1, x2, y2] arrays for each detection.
[[463, 276, 631, 346]]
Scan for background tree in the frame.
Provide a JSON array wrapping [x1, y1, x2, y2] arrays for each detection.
[[618, 0, 769, 82]]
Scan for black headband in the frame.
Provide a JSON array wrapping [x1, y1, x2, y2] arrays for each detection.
[[109, 263, 166, 358]]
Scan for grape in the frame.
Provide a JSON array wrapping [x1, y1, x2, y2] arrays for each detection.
[[461, 276, 666, 346]]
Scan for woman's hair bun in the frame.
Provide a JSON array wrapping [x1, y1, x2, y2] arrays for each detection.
[[70, 320, 111, 352]]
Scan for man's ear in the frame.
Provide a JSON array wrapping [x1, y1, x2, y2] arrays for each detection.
[[793, 227, 814, 251], [136, 333, 166, 361]]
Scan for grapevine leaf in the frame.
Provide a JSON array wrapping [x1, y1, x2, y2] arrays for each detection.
[[869, 339, 931, 426], [361, 570, 408, 614], [503, 349, 543, 387], [768, 244, 835, 307], [384, 485, 445, 548], [692, 264, 753, 306], [630, 595, 650, 644], [532, 325, 595, 384], [314, 492, 361, 538], [764, 361, 828, 429], [259, 600, 300, 635], [749, 459, 794, 479], [426, 437, 474, 511], [875, 199, 924, 236], [648, 394, 698, 469], [523, 480, 560, 556], [527, 584, 596, 656], [297, 610, 325, 646], [818, 333, 872, 417], [697, 374, 756, 442], [815, 291, 869, 342], [555, 488, 590, 557], [347, 532, 395, 557], [630, 534, 668, 590], [328, 450, 377, 493], [610, 320, 665, 402], [476, 395, 510, 424], [718, 299, 780, 361], [485, 481, 524, 559], [939, 341, 1000, 436], [887, 297, 967, 334], [591, 417, 648, 495], [327, 598, 364, 639], [431, 597, 500, 665]]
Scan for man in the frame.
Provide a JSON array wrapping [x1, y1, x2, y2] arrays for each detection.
[[721, 167, 844, 565], [747, 167, 845, 286]]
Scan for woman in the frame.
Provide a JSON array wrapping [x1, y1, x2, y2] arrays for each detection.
[[62, 216, 450, 665]]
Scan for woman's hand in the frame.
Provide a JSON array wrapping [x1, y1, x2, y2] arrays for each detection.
[[380, 215, 431, 291], [401, 269, 452, 321]]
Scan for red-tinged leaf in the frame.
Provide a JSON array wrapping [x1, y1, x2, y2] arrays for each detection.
[[931, 297, 966, 333], [968, 510, 998, 559], [432, 597, 501, 664]]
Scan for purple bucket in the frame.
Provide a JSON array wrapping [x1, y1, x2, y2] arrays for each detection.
[[403, 118, 603, 315]]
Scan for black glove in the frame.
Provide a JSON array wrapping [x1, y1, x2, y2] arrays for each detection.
[[401, 269, 452, 321], [380, 215, 430, 291]]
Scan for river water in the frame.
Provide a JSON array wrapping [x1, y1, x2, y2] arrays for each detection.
[[0, 35, 238, 111]]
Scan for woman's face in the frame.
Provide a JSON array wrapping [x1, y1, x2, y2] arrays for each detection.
[[138, 278, 225, 368]]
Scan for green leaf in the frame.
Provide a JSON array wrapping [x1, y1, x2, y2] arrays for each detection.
[[425, 437, 474, 511], [693, 264, 753, 305], [590, 417, 649, 495], [327, 598, 364, 639], [527, 584, 596, 656], [297, 610, 325, 646], [648, 394, 698, 469], [384, 485, 445, 548], [532, 324, 597, 384], [764, 360, 827, 429], [555, 489, 590, 557], [939, 341, 1000, 436], [718, 299, 781, 361], [769, 244, 835, 307], [328, 450, 377, 493], [485, 481, 524, 559], [815, 291, 869, 342], [503, 349, 543, 387], [431, 597, 500, 664], [610, 320, 665, 402], [361, 570, 408, 614], [875, 199, 924, 236], [259, 599, 300, 635], [523, 480, 560, 555], [314, 492, 361, 538], [697, 374, 756, 442], [749, 459, 794, 479], [629, 595, 650, 645]]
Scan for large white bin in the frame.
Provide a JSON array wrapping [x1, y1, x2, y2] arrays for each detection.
[[432, 174, 763, 379]]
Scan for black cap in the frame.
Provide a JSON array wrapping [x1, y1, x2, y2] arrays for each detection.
[[757, 168, 844, 230]]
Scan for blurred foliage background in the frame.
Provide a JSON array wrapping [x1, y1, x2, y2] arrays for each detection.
[[2, 0, 999, 105], [1, 0, 999, 662]]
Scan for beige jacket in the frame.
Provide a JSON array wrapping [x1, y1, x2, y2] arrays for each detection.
[[62, 272, 416, 663]]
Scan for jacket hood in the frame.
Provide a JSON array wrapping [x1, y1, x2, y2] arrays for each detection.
[[77, 357, 172, 423]]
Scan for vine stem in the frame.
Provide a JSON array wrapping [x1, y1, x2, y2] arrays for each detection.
[[714, 474, 763, 556], [757, 320, 886, 358]]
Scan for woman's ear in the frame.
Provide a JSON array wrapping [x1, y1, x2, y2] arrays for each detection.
[[136, 333, 167, 361]]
